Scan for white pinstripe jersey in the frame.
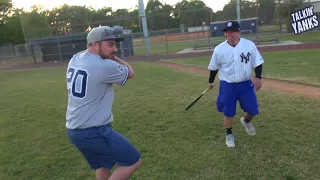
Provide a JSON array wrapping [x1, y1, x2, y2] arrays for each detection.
[[208, 38, 264, 83]]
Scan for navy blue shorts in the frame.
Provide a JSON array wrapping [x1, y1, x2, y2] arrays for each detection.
[[67, 124, 141, 170], [216, 80, 259, 117]]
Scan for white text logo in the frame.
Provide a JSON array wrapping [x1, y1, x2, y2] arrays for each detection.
[[290, 5, 319, 34]]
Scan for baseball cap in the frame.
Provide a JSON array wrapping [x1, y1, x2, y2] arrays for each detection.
[[222, 21, 241, 32], [87, 25, 124, 45]]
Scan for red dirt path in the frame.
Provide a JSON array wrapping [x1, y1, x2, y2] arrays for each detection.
[[152, 61, 320, 99]]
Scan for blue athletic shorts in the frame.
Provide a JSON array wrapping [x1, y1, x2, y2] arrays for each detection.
[[67, 124, 141, 170], [216, 80, 259, 117]]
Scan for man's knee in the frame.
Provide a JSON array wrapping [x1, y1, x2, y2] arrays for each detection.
[[240, 98, 259, 116], [95, 168, 110, 180], [216, 101, 236, 117], [224, 111, 236, 117], [133, 158, 142, 168], [115, 158, 142, 174], [128, 157, 142, 169], [245, 112, 257, 119], [244, 108, 259, 117], [248, 106, 259, 116]]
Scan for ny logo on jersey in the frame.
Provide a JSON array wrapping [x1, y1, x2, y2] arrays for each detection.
[[240, 52, 251, 63]]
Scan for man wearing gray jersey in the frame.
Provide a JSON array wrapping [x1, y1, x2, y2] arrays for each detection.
[[66, 25, 141, 180]]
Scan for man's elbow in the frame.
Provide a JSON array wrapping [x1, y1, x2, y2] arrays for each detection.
[[127, 70, 135, 79]]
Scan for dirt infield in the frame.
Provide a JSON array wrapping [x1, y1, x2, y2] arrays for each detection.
[[134, 31, 210, 45], [152, 61, 320, 99]]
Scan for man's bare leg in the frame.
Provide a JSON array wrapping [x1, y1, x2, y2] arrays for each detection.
[[224, 116, 235, 147], [95, 168, 110, 180], [240, 112, 256, 136], [108, 159, 142, 180], [244, 112, 255, 122], [224, 116, 233, 132]]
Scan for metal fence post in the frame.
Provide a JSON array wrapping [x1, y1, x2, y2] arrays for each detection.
[[29, 43, 36, 64], [165, 32, 168, 54], [57, 36, 63, 61], [120, 41, 124, 58]]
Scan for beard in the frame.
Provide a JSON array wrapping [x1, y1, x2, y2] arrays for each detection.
[[98, 47, 115, 59]]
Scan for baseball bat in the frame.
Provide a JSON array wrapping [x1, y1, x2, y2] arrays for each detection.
[[185, 87, 209, 111]]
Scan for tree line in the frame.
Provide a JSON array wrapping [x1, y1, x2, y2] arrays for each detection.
[[0, 0, 306, 45]]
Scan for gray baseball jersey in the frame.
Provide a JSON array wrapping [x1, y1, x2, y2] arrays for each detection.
[[65, 50, 129, 129]]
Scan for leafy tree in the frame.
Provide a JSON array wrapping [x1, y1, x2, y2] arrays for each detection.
[[0, 0, 12, 24], [145, 0, 176, 31], [0, 0, 278, 45], [173, 0, 211, 27], [275, 0, 305, 32], [256, 0, 276, 24]]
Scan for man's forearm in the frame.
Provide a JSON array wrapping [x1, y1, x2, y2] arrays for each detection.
[[254, 64, 262, 79], [209, 70, 218, 83]]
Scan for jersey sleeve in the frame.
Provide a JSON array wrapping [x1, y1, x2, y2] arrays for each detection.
[[251, 45, 264, 68], [208, 49, 220, 71], [103, 60, 129, 86]]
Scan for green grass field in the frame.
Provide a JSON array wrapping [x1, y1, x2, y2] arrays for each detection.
[[1, 62, 320, 179], [133, 40, 211, 55], [165, 49, 320, 86], [133, 30, 320, 55]]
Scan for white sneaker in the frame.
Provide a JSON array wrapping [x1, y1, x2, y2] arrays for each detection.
[[226, 134, 235, 148], [240, 117, 256, 136]]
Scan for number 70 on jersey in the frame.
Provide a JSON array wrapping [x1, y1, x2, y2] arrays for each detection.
[[67, 67, 88, 99]]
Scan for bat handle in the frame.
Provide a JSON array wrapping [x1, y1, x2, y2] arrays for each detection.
[[202, 87, 209, 94]]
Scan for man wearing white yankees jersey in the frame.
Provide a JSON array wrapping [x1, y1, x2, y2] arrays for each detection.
[[208, 20, 264, 148]]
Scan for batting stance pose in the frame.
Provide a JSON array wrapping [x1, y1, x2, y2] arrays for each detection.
[[65, 26, 141, 179], [208, 21, 264, 148]]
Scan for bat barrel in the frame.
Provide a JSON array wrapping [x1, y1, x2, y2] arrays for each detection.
[[184, 87, 210, 111]]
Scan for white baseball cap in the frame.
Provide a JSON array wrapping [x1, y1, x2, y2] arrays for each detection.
[[87, 25, 124, 45]]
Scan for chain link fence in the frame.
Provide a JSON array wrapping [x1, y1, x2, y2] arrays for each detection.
[[1, 0, 320, 68], [0, 44, 38, 68]]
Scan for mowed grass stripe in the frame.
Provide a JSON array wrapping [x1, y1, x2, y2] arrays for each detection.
[[0, 62, 319, 180], [164, 49, 320, 86]]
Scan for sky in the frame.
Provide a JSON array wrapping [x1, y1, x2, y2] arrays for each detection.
[[12, 0, 229, 12]]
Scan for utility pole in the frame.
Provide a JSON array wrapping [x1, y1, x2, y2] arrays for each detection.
[[237, 0, 241, 23], [138, 0, 151, 55]]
